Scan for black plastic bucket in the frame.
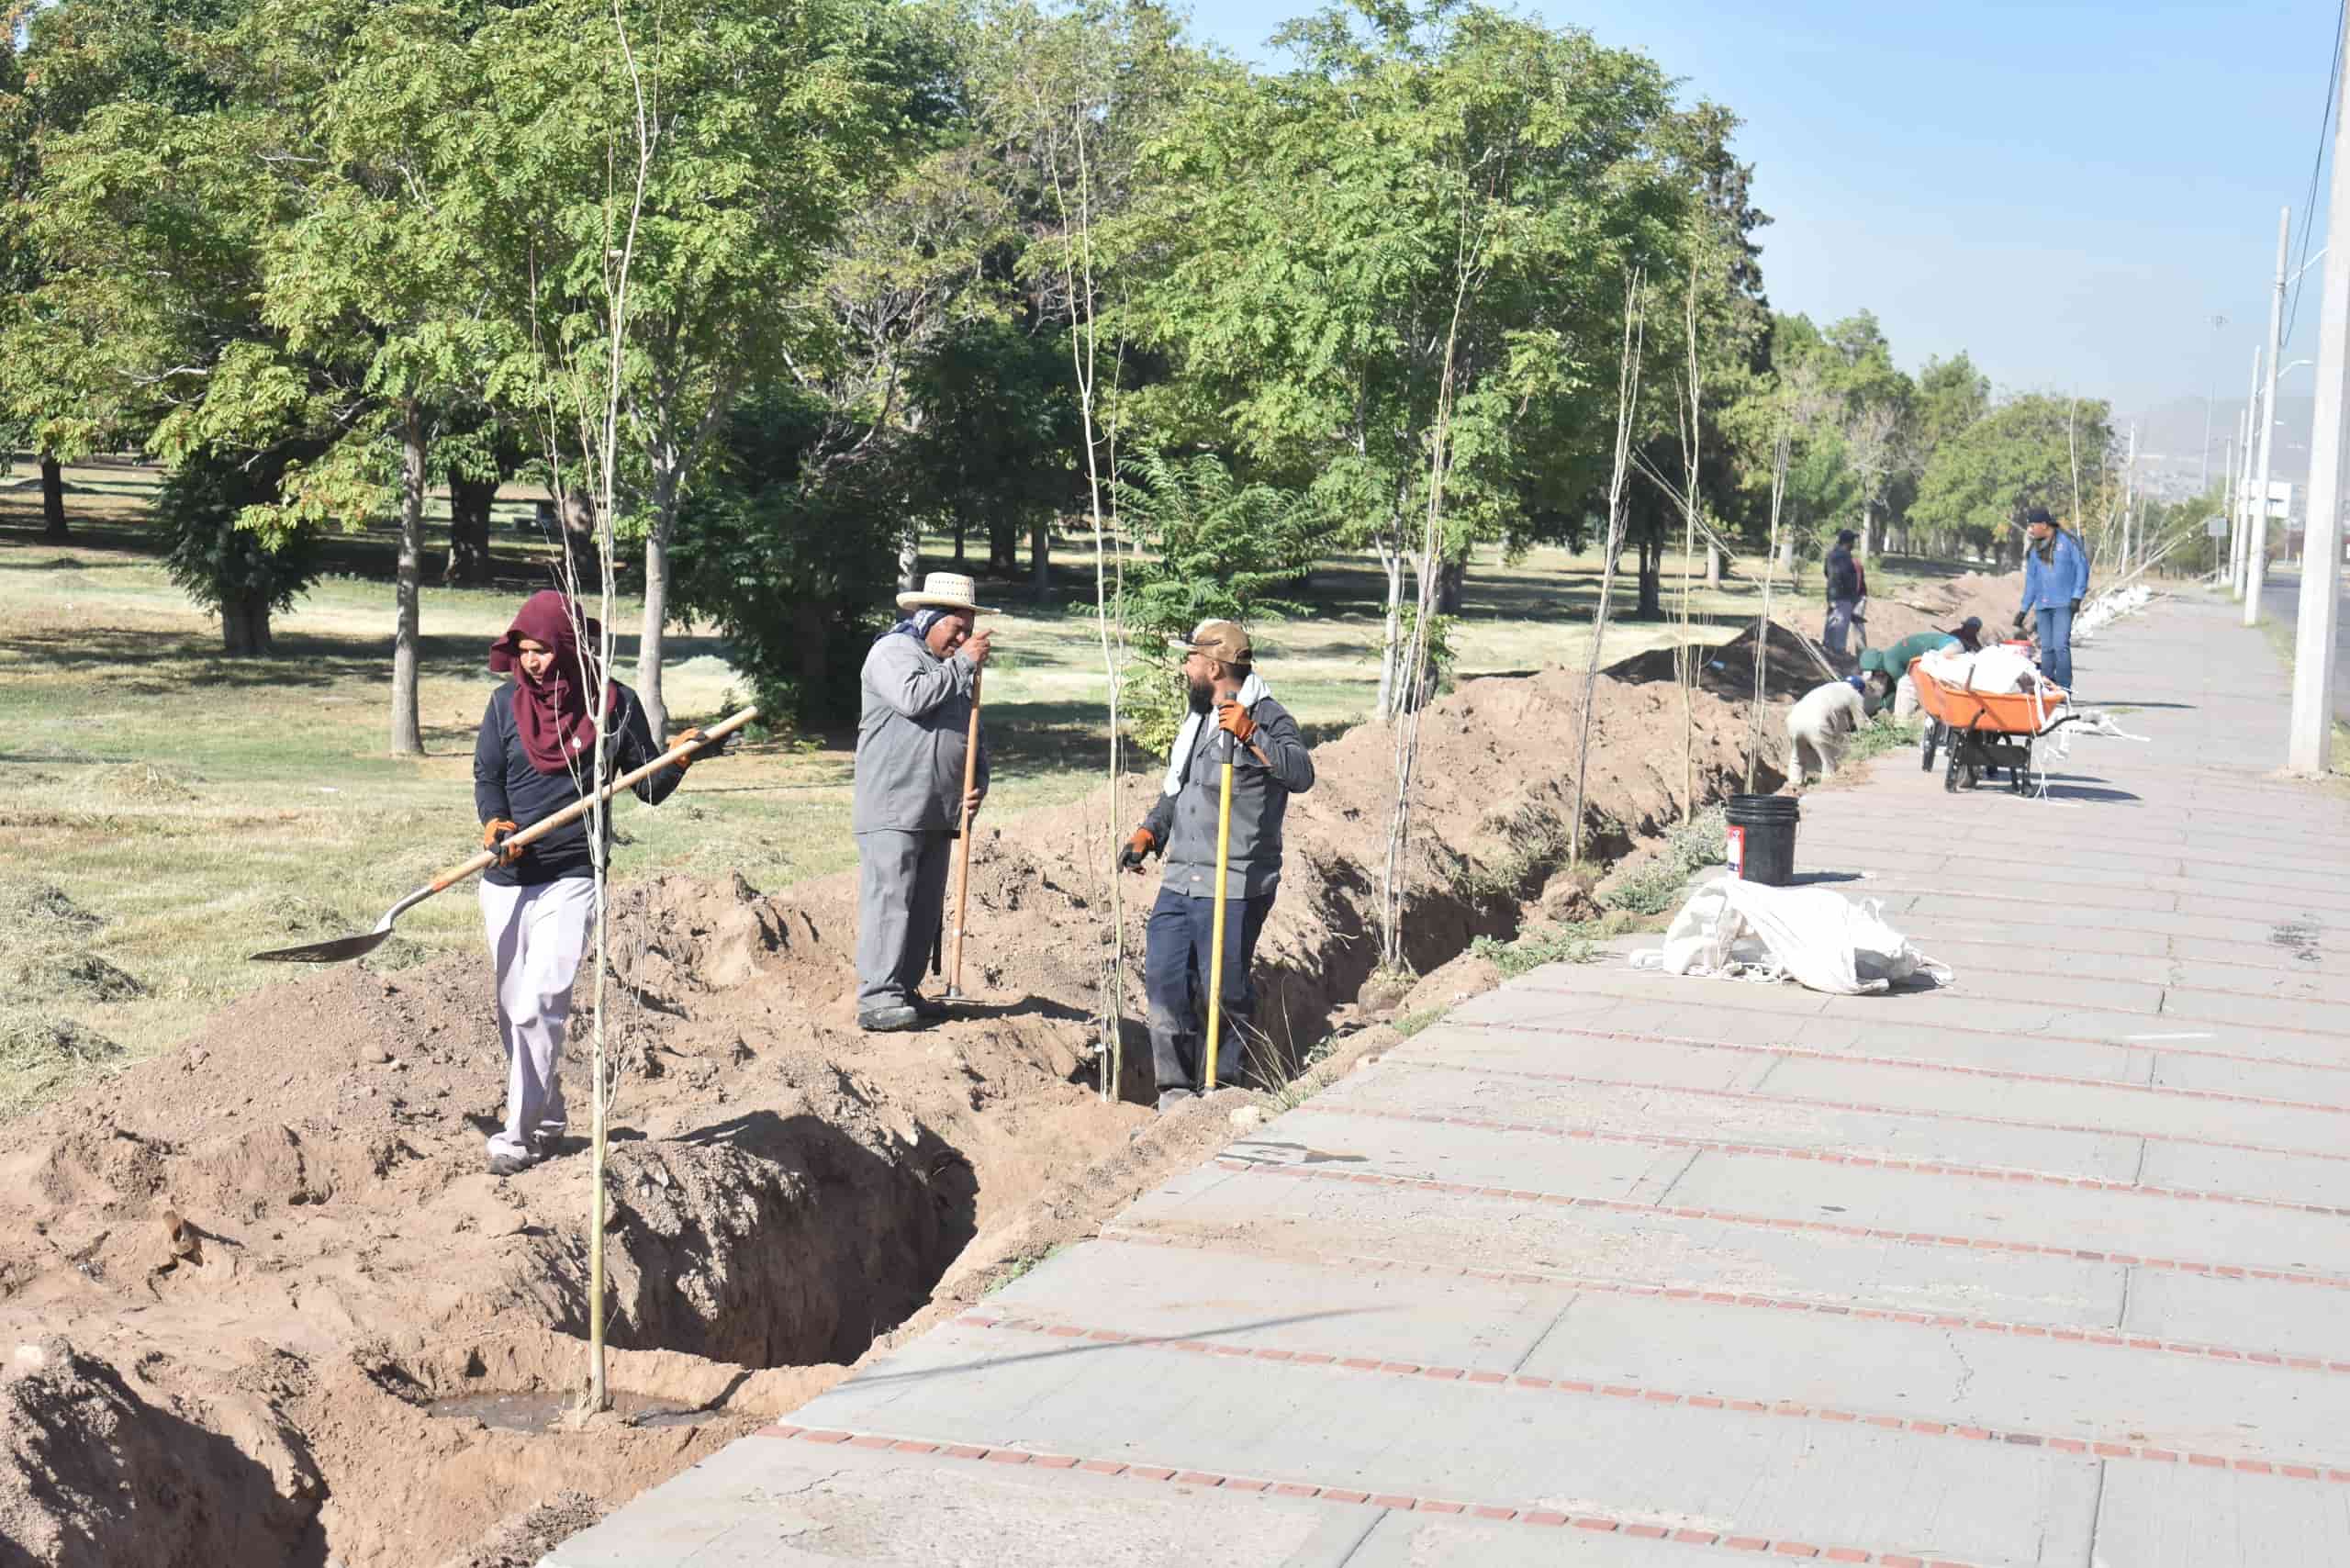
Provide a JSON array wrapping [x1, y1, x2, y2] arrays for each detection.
[[1724, 793, 1799, 887]]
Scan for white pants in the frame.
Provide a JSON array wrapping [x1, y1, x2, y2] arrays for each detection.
[[479, 877, 596, 1160], [1892, 674, 1921, 722]]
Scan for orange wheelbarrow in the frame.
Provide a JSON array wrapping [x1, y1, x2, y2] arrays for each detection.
[[1910, 658, 2075, 794]]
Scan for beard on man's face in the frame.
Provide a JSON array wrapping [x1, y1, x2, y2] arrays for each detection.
[[1186, 678, 1214, 714]]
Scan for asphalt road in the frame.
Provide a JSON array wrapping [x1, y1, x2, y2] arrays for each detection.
[[2259, 568, 2350, 721]]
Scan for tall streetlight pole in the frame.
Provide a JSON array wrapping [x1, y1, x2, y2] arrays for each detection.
[[2247, 208, 2291, 625], [2289, 1, 2350, 773]]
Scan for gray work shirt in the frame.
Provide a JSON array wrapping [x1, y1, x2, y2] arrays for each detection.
[[1142, 697, 1315, 899], [851, 633, 989, 834]]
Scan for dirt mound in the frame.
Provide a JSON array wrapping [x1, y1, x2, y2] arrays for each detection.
[[0, 1337, 325, 1567], [1864, 569, 2024, 647], [0, 652, 1793, 1567], [1604, 620, 1835, 702]]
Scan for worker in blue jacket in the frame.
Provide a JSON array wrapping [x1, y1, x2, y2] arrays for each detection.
[[2015, 506, 2088, 691]]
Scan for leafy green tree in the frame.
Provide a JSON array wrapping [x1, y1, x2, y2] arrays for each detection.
[[1911, 393, 2111, 560], [160, 441, 325, 654], [1124, 0, 1690, 714], [1113, 451, 1325, 752]]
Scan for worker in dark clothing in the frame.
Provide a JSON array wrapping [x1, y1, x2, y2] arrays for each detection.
[[1118, 621, 1315, 1110], [1823, 528, 1865, 657], [474, 590, 714, 1176]]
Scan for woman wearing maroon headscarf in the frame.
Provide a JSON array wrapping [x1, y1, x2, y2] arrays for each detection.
[[472, 590, 712, 1176]]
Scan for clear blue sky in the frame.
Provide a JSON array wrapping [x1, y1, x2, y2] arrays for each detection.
[[1182, 0, 2344, 427]]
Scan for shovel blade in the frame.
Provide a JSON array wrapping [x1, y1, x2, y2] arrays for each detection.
[[249, 929, 395, 965]]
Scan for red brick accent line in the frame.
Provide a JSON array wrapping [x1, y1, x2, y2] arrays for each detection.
[[748, 1421, 1973, 1564], [1315, 1099, 2350, 1223], [1456, 1017, 2350, 1121], [953, 1308, 2347, 1484], [1395, 1056, 2350, 1170], [1097, 1226, 2350, 1377], [1209, 1153, 2350, 1293]]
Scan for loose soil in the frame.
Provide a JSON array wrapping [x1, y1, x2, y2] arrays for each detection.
[[0, 622, 1936, 1567]]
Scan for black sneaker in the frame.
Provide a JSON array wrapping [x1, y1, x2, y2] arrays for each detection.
[[487, 1150, 532, 1177], [911, 995, 950, 1019], [857, 1004, 923, 1033]]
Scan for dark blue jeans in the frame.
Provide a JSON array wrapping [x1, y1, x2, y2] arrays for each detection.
[[2035, 604, 2075, 691], [1144, 883, 1274, 1092]]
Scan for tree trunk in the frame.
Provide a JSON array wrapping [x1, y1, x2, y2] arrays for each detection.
[[1704, 542, 1721, 589], [952, 516, 967, 564], [221, 595, 272, 655], [40, 453, 67, 540], [1435, 556, 1464, 615], [792, 598, 830, 706], [635, 454, 685, 742], [897, 525, 921, 593], [1635, 536, 1662, 619], [1030, 515, 1050, 600], [444, 467, 498, 586], [390, 400, 425, 756], [988, 520, 1016, 576], [1373, 544, 1403, 719]]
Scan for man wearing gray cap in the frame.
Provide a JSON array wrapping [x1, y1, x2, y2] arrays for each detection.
[[852, 572, 992, 1032], [1118, 620, 1315, 1108]]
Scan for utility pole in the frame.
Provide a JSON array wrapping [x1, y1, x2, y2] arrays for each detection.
[[2224, 420, 2242, 590], [2235, 347, 2264, 599], [2290, 6, 2350, 772], [2248, 207, 2291, 626]]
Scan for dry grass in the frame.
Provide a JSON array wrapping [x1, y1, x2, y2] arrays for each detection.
[[0, 459, 1964, 1111]]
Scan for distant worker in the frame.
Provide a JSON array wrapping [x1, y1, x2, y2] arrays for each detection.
[[1822, 528, 1866, 658], [1785, 677, 1868, 790], [852, 572, 991, 1034], [1118, 621, 1315, 1111], [1860, 626, 1965, 722], [475, 590, 715, 1177], [2015, 506, 2088, 692]]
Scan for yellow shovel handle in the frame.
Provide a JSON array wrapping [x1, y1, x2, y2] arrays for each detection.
[[1203, 750, 1237, 1092]]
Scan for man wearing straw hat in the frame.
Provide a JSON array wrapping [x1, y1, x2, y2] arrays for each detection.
[[852, 572, 992, 1032], [1117, 620, 1315, 1108]]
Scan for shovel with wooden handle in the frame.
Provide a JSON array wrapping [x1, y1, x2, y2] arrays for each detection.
[[946, 670, 983, 1001], [248, 707, 757, 964]]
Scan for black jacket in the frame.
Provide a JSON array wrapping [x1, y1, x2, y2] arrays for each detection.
[[473, 680, 684, 886], [1824, 544, 1863, 603], [1142, 697, 1315, 899]]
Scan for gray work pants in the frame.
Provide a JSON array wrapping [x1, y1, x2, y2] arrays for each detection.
[[479, 876, 595, 1161], [855, 828, 953, 1011], [1822, 598, 1858, 657]]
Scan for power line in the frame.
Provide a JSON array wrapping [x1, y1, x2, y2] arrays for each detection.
[[2282, 4, 2346, 353]]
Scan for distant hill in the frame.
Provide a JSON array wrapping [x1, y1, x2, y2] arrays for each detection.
[[2120, 394, 2314, 504]]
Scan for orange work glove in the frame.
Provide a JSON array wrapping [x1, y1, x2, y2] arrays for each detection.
[[481, 817, 521, 867], [670, 725, 726, 768], [1215, 700, 1257, 745], [1116, 826, 1156, 872]]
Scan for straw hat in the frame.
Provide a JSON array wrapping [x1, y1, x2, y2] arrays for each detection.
[[895, 572, 996, 615]]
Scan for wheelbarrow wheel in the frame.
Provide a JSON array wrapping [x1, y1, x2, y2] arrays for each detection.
[[1944, 745, 1975, 793], [1920, 720, 1941, 772]]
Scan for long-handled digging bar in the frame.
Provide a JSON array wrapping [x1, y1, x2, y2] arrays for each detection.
[[945, 670, 983, 1002], [247, 707, 758, 964], [1203, 728, 1237, 1092]]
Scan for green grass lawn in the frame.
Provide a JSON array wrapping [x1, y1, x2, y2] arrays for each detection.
[[0, 454, 1966, 1106]]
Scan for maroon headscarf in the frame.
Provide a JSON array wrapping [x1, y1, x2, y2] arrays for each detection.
[[488, 590, 617, 775]]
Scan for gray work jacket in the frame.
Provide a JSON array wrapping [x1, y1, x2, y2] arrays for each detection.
[[851, 633, 989, 834], [1142, 697, 1315, 899]]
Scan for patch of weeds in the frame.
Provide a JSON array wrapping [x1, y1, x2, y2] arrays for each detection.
[[93, 762, 196, 802], [1844, 716, 1924, 765], [1471, 921, 1603, 979], [1456, 801, 1571, 901], [1393, 1008, 1443, 1038], [984, 1243, 1063, 1296], [1597, 807, 1726, 916]]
